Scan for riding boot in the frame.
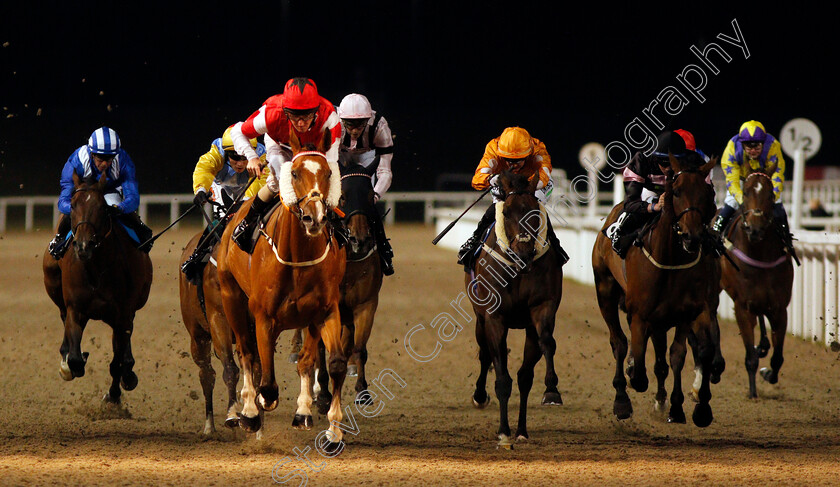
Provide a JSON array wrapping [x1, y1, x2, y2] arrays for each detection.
[[605, 211, 643, 259], [120, 212, 154, 253], [369, 211, 394, 276], [48, 214, 72, 260], [545, 217, 569, 265], [773, 204, 797, 252], [457, 204, 496, 272], [232, 196, 270, 254], [712, 204, 736, 236], [181, 219, 222, 284]]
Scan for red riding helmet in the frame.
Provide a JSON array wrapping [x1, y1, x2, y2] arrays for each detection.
[[283, 77, 320, 111]]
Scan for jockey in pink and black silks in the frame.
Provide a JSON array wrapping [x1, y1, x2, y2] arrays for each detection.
[[711, 120, 792, 248], [48, 127, 153, 259], [228, 77, 343, 254], [605, 131, 709, 258]]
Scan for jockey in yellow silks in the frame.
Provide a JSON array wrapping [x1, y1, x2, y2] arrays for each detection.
[[457, 126, 568, 271], [712, 120, 793, 248]]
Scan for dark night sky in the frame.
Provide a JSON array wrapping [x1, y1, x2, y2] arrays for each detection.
[[0, 2, 835, 197]]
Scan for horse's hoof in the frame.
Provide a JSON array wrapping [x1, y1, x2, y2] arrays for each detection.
[[316, 394, 332, 416], [355, 391, 374, 406], [472, 392, 490, 409], [614, 398, 633, 420], [654, 399, 666, 412], [756, 343, 770, 359], [497, 435, 514, 450], [224, 416, 239, 429], [321, 440, 345, 455], [238, 413, 262, 433], [257, 391, 279, 412], [292, 414, 313, 430], [710, 373, 721, 384], [692, 403, 714, 427], [541, 391, 563, 406], [630, 376, 648, 393], [515, 431, 529, 442], [667, 407, 686, 423], [120, 371, 138, 391], [288, 353, 299, 364], [347, 365, 358, 377], [59, 362, 74, 381], [102, 393, 120, 404], [759, 367, 778, 384]]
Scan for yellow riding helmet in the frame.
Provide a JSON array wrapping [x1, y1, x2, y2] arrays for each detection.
[[221, 126, 258, 152], [738, 120, 768, 143], [497, 127, 533, 159]]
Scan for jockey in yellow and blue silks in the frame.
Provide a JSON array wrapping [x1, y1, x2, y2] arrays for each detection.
[[181, 126, 269, 282], [711, 120, 793, 248], [48, 127, 153, 259]]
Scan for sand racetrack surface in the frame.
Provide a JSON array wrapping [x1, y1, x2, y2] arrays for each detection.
[[1, 223, 839, 486]]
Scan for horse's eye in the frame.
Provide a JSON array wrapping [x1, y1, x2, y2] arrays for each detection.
[[291, 170, 298, 179], [673, 190, 681, 198]]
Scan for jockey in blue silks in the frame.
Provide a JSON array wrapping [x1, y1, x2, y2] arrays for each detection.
[[48, 127, 154, 259]]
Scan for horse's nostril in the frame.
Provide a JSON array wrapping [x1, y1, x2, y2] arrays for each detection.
[[302, 215, 313, 224]]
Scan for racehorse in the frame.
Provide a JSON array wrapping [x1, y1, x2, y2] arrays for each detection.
[[467, 171, 564, 449], [592, 154, 723, 427], [309, 160, 385, 411], [43, 172, 153, 404], [179, 229, 241, 435], [216, 129, 348, 448], [720, 162, 793, 398]]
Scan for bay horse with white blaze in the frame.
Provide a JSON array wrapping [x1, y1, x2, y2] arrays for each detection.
[[467, 171, 564, 449], [720, 162, 793, 398], [592, 154, 723, 426], [43, 172, 153, 404], [216, 129, 348, 447]]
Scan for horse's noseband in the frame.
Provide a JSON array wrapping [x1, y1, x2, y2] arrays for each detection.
[[71, 187, 113, 248]]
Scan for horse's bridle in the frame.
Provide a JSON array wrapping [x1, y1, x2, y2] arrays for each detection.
[[669, 169, 707, 236], [740, 172, 773, 222], [71, 187, 114, 249]]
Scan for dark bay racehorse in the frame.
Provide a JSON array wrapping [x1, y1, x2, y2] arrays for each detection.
[[592, 155, 723, 426], [216, 129, 348, 448], [43, 172, 153, 404], [310, 161, 385, 410], [179, 230, 241, 435], [467, 171, 564, 449], [720, 163, 793, 398]]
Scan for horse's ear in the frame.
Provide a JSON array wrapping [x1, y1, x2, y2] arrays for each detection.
[[527, 174, 539, 194], [668, 152, 680, 172], [72, 171, 82, 188], [764, 159, 778, 177], [317, 128, 331, 154], [97, 171, 107, 191], [289, 127, 302, 155], [700, 156, 717, 175]]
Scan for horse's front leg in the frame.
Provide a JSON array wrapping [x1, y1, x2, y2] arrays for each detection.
[[351, 300, 377, 405], [594, 275, 631, 419], [667, 326, 688, 423], [288, 328, 303, 364], [734, 302, 760, 398], [628, 313, 650, 393], [472, 314, 492, 408], [532, 302, 562, 406], [104, 316, 133, 404], [321, 305, 348, 451], [652, 329, 669, 413], [59, 308, 89, 381], [486, 315, 513, 449], [315, 338, 332, 415], [514, 327, 541, 442], [690, 323, 715, 427], [760, 307, 788, 385], [255, 315, 280, 412], [293, 326, 319, 430]]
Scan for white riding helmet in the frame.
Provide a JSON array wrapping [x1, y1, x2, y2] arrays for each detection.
[[338, 94, 372, 120]]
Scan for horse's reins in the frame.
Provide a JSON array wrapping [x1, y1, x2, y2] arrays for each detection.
[[482, 190, 549, 268]]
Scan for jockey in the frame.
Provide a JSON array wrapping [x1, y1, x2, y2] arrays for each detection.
[[48, 127, 153, 259], [605, 131, 707, 258], [337, 93, 395, 276], [457, 126, 569, 272], [229, 77, 342, 253], [675, 129, 710, 162], [711, 120, 792, 248], [181, 126, 269, 281]]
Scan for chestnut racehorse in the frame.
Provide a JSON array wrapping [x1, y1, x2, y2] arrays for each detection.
[[467, 171, 564, 449], [216, 129, 348, 447], [592, 154, 724, 427], [720, 162, 793, 398], [43, 173, 153, 404], [179, 230, 241, 435]]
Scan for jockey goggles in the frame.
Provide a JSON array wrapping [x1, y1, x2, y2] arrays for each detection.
[[342, 118, 367, 129], [225, 151, 247, 161], [743, 141, 763, 149]]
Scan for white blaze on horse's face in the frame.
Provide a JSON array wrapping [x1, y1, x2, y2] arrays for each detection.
[[295, 158, 329, 236]]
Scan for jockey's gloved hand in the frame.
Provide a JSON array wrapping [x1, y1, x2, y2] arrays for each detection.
[[106, 205, 121, 217], [489, 175, 504, 200], [194, 191, 209, 207]]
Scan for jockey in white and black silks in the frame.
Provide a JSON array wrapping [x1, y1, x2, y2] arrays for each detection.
[[48, 127, 153, 259], [336, 93, 396, 276], [457, 126, 568, 271]]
